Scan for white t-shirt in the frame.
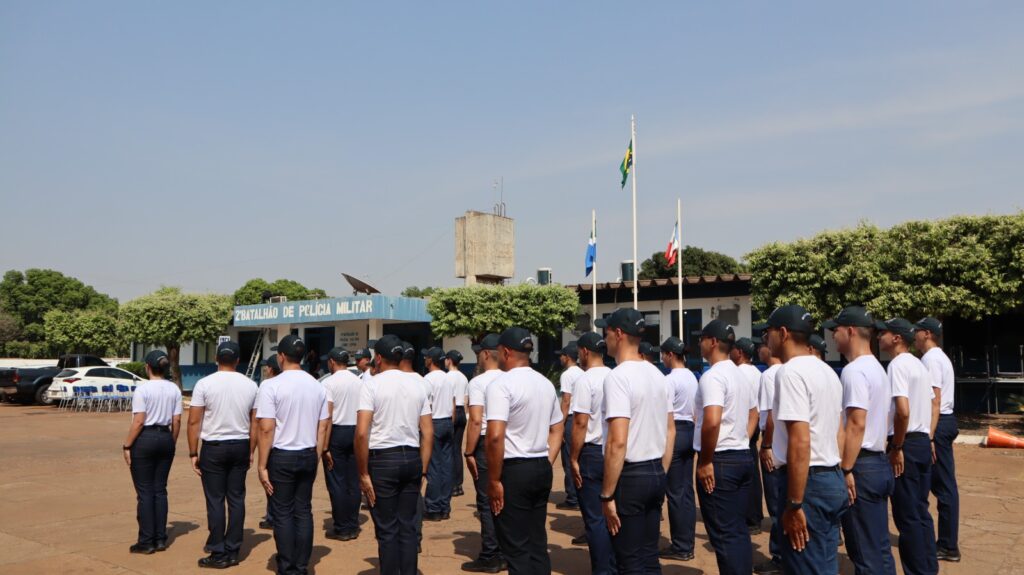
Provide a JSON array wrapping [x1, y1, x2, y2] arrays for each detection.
[[255, 370, 330, 450], [737, 363, 763, 413], [560, 365, 585, 415], [358, 369, 432, 450], [758, 364, 782, 431], [322, 369, 364, 426], [191, 371, 258, 441], [468, 369, 503, 436], [132, 379, 183, 427], [840, 354, 891, 452], [772, 356, 843, 467], [360, 369, 372, 382], [486, 366, 562, 459], [570, 366, 612, 445], [887, 352, 936, 435], [603, 360, 672, 462], [666, 368, 698, 422], [921, 347, 955, 415], [449, 368, 470, 407], [694, 359, 755, 452], [425, 369, 455, 419]]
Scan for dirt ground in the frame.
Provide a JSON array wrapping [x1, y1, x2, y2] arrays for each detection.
[[1, 404, 1022, 574]]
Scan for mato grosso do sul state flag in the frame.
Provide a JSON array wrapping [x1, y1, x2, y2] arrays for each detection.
[[585, 220, 597, 277], [619, 139, 633, 188]]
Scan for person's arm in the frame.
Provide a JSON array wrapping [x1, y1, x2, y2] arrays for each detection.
[[930, 391, 940, 439], [248, 409, 258, 464], [783, 420, 811, 551], [171, 414, 181, 443], [601, 417, 629, 535], [841, 407, 866, 504], [187, 406, 204, 476], [570, 413, 589, 468], [486, 420, 507, 516], [257, 417, 276, 495], [355, 410, 374, 505], [317, 417, 330, 457], [560, 390, 571, 423], [548, 420, 564, 465], [662, 413, 675, 471], [747, 407, 758, 441], [696, 405, 722, 493], [122, 412, 146, 466], [419, 415, 434, 474], [890, 397, 909, 477], [465, 405, 483, 479], [760, 412, 775, 472]]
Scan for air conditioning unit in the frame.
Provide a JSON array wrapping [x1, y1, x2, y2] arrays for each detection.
[[620, 260, 635, 282], [269, 296, 288, 303], [537, 268, 552, 285]]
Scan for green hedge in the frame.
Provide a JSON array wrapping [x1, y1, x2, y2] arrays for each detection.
[[117, 362, 147, 379]]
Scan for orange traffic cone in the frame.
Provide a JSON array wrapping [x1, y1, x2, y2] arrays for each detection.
[[985, 427, 1024, 449]]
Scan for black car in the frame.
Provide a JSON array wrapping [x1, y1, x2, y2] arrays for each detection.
[[0, 355, 108, 405]]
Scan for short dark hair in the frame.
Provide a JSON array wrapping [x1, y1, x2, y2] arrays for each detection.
[[149, 356, 170, 377], [789, 331, 810, 347], [280, 349, 302, 363]]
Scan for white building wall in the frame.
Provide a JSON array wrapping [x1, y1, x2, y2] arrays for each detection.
[[564, 294, 754, 343]]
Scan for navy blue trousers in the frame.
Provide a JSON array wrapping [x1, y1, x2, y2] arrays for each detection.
[[471, 443, 502, 561], [841, 452, 896, 575], [494, 457, 553, 574], [129, 426, 175, 546], [368, 446, 422, 575], [931, 414, 959, 552], [561, 414, 579, 506], [452, 406, 467, 490], [325, 425, 360, 534], [777, 465, 847, 575], [267, 447, 318, 575], [425, 418, 453, 514], [199, 439, 249, 559], [761, 458, 783, 563], [578, 444, 615, 575], [696, 449, 752, 575], [746, 427, 764, 527], [891, 434, 938, 575], [664, 420, 695, 555], [610, 459, 665, 574]]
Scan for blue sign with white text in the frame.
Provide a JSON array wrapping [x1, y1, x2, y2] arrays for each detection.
[[233, 295, 431, 326]]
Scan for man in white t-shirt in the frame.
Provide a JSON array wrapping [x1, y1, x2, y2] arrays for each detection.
[[399, 340, 431, 549], [915, 316, 960, 563], [187, 341, 258, 568], [568, 332, 615, 575], [759, 305, 846, 575], [659, 336, 699, 562], [320, 347, 364, 541], [732, 336, 765, 532], [555, 341, 584, 511], [356, 335, 433, 575], [825, 307, 896, 575], [755, 337, 785, 574], [461, 334, 507, 573], [694, 319, 756, 575], [597, 308, 674, 573], [255, 335, 331, 575], [877, 318, 940, 575], [422, 346, 455, 521], [354, 348, 373, 382], [446, 350, 470, 498], [485, 326, 562, 573]]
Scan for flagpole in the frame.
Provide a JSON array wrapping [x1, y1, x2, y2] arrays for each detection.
[[631, 114, 639, 310], [677, 198, 683, 339], [592, 209, 598, 332]]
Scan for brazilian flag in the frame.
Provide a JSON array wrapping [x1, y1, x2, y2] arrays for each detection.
[[620, 139, 633, 188]]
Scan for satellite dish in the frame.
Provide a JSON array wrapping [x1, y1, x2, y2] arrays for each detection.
[[342, 273, 382, 296]]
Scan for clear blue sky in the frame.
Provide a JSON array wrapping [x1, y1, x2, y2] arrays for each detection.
[[2, 2, 1022, 302]]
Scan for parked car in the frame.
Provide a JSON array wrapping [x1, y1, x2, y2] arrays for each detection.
[[47, 366, 144, 405], [0, 355, 108, 405]]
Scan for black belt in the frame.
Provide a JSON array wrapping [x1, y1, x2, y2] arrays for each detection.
[[623, 458, 662, 468], [202, 439, 248, 446], [857, 449, 884, 459], [504, 457, 547, 466], [674, 420, 695, 427], [271, 447, 316, 453], [778, 464, 840, 475], [906, 432, 929, 440], [455, 405, 465, 410], [331, 424, 355, 429], [142, 425, 170, 432], [369, 445, 419, 457]]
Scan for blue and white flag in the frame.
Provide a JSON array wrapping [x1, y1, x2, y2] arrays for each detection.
[[585, 220, 597, 277]]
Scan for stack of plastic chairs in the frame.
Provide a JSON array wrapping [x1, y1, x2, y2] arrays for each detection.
[[96, 385, 115, 412], [115, 385, 132, 411]]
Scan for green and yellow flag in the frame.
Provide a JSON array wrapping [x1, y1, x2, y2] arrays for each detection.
[[619, 139, 633, 188]]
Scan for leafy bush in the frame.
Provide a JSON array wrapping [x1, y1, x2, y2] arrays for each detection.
[[3, 340, 51, 358], [117, 362, 147, 379]]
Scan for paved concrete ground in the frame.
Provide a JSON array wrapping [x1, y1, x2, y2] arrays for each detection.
[[1, 403, 1021, 574]]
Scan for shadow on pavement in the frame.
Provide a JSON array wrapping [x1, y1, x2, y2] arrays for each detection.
[[165, 520, 199, 546], [237, 528, 271, 561]]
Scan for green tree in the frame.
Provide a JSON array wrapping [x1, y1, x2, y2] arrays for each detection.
[[0, 269, 118, 350], [637, 246, 746, 280], [401, 286, 437, 298], [427, 284, 579, 339], [43, 309, 121, 356], [120, 287, 233, 386], [233, 278, 329, 306], [0, 311, 20, 354]]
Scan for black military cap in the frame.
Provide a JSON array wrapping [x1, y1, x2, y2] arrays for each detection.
[[809, 334, 827, 355], [660, 336, 686, 356], [144, 349, 168, 369], [498, 326, 534, 352], [260, 354, 280, 372], [639, 341, 658, 357], [472, 333, 500, 354], [914, 317, 943, 336], [595, 308, 646, 336], [216, 341, 240, 361], [875, 317, 916, 340], [753, 304, 815, 334], [374, 335, 406, 362], [554, 341, 579, 360], [272, 334, 306, 359], [421, 346, 445, 364], [401, 341, 416, 361], [822, 306, 875, 330], [701, 319, 736, 342], [327, 347, 350, 364], [353, 348, 372, 360], [446, 350, 464, 364], [577, 332, 607, 353], [735, 337, 757, 358]]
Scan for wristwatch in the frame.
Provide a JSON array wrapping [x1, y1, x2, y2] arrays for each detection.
[[842, 467, 853, 476], [785, 499, 803, 512], [598, 493, 615, 503], [759, 444, 772, 450], [464, 452, 475, 458], [190, 452, 199, 458], [122, 445, 132, 451]]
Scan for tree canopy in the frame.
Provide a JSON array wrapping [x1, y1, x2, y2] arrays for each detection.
[[426, 284, 579, 339], [638, 246, 746, 280], [232, 278, 328, 306], [44, 309, 122, 356], [401, 286, 437, 298], [745, 213, 1024, 321]]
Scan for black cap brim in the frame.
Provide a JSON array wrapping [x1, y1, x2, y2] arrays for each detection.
[[752, 322, 770, 331], [594, 319, 608, 328], [822, 319, 839, 330]]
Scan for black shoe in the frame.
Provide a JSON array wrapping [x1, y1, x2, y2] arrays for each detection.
[[937, 547, 962, 562], [462, 557, 503, 573], [129, 543, 157, 555], [154, 540, 168, 552], [453, 486, 465, 497], [259, 519, 273, 530], [424, 511, 445, 522], [418, 543, 422, 554], [326, 529, 360, 541], [197, 555, 234, 569], [571, 534, 588, 546], [555, 502, 579, 511], [748, 524, 763, 535], [658, 548, 694, 561], [498, 558, 509, 571], [754, 559, 783, 574], [442, 511, 451, 520]]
